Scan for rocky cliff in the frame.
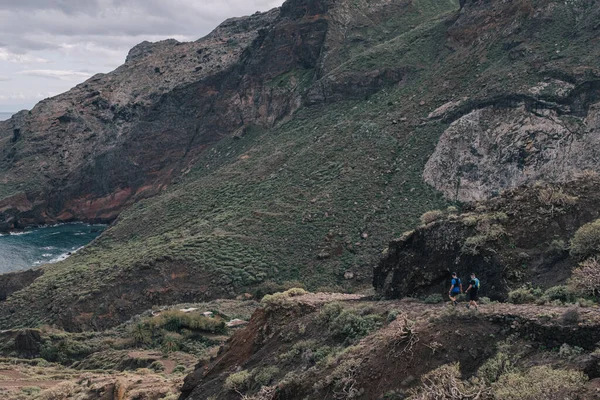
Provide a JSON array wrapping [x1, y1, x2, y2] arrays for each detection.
[[374, 174, 600, 300], [0, 0, 446, 232]]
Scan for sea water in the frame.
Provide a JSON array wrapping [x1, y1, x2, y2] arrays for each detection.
[[0, 112, 14, 122], [0, 223, 105, 274]]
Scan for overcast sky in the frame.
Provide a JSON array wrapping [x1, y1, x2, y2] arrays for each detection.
[[0, 0, 283, 112]]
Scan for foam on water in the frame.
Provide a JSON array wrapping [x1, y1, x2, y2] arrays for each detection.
[[0, 223, 105, 273]]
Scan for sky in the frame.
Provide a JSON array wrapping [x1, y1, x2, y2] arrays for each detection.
[[0, 0, 284, 112]]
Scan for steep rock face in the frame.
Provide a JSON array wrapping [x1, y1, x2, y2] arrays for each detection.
[[0, 0, 428, 232], [374, 175, 600, 300], [424, 88, 600, 202], [423, 0, 600, 202], [0, 9, 281, 230]]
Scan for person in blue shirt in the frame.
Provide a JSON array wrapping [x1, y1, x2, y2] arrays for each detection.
[[448, 272, 463, 306], [465, 273, 480, 310]]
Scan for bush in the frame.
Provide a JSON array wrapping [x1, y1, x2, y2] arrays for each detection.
[[224, 370, 251, 392], [570, 219, 600, 259], [327, 309, 383, 344], [558, 343, 584, 359], [172, 364, 186, 374], [561, 308, 580, 325], [571, 258, 600, 297], [423, 293, 444, 304], [261, 288, 308, 308], [478, 352, 516, 384], [544, 286, 577, 304], [157, 311, 226, 334], [40, 339, 93, 364], [387, 309, 401, 323], [507, 288, 536, 304], [162, 333, 182, 353], [420, 210, 445, 225], [150, 361, 165, 372], [131, 322, 153, 346], [253, 366, 279, 387], [411, 363, 489, 399], [492, 366, 587, 400]]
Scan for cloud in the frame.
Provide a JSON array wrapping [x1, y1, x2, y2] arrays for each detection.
[[0, 0, 285, 109], [0, 48, 48, 64], [17, 69, 93, 80]]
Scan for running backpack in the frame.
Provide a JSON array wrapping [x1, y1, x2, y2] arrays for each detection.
[[474, 278, 480, 289], [452, 278, 461, 291]]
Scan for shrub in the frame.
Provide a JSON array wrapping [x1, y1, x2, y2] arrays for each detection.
[[544, 286, 577, 304], [570, 219, 600, 259], [319, 302, 345, 323], [40, 339, 93, 364], [327, 309, 383, 344], [161, 333, 182, 353], [150, 361, 165, 372], [546, 239, 568, 256], [261, 288, 308, 308], [224, 370, 251, 392], [558, 343, 584, 359], [279, 340, 318, 363], [21, 387, 41, 396], [571, 258, 600, 297], [131, 322, 153, 346], [157, 311, 226, 334], [387, 309, 401, 323], [411, 363, 489, 399], [423, 293, 444, 304], [420, 210, 445, 225], [172, 364, 186, 374], [478, 352, 516, 383], [537, 187, 578, 208], [561, 308, 580, 325], [253, 366, 279, 387], [35, 382, 77, 400], [492, 366, 587, 399], [447, 206, 459, 214], [507, 288, 535, 304]]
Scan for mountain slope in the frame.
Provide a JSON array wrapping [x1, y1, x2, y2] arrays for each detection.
[[2, 0, 600, 331]]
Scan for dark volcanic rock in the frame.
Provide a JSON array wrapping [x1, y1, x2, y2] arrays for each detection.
[[374, 176, 600, 300]]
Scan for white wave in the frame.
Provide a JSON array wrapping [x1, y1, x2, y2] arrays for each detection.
[[9, 231, 32, 236]]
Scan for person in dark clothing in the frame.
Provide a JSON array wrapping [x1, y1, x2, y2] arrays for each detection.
[[448, 272, 463, 306], [465, 273, 480, 310]]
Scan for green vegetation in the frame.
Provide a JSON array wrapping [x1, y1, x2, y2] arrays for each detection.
[[261, 288, 308, 309], [461, 213, 508, 255], [570, 219, 600, 259], [422, 293, 444, 304], [319, 303, 383, 344], [420, 210, 445, 225], [492, 366, 587, 400], [224, 370, 251, 392], [507, 285, 593, 306]]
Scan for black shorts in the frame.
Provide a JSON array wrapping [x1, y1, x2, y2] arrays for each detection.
[[469, 291, 479, 301]]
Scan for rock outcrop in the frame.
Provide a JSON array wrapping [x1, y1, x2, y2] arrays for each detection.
[[374, 175, 600, 300], [424, 84, 600, 202]]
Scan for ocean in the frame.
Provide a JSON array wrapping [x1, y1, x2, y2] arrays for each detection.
[[0, 223, 105, 274], [0, 112, 14, 122]]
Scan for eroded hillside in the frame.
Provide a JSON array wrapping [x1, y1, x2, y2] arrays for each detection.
[[1, 0, 600, 333]]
